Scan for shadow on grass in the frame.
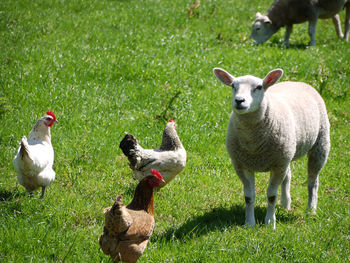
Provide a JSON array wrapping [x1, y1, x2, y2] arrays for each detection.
[[0, 188, 21, 202], [158, 205, 245, 241], [157, 204, 298, 241], [0, 188, 24, 216], [268, 39, 309, 50], [285, 43, 309, 50]]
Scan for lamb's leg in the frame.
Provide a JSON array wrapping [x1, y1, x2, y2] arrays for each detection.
[[284, 24, 293, 48], [236, 168, 255, 227], [332, 15, 344, 39], [308, 18, 318, 46], [265, 167, 288, 229], [307, 133, 330, 213], [344, 4, 350, 41], [280, 165, 291, 210]]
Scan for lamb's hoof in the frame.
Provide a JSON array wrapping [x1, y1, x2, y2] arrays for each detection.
[[281, 197, 291, 210], [245, 220, 256, 228], [265, 215, 276, 229], [306, 207, 317, 215], [265, 219, 276, 230], [266, 223, 276, 230]]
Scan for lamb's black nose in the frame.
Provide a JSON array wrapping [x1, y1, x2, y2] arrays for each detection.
[[235, 98, 245, 105]]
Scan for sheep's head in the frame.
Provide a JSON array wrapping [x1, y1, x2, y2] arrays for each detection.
[[213, 68, 283, 114], [251, 12, 275, 44]]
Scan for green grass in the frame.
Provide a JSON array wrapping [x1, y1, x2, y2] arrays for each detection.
[[1, 0, 349, 262]]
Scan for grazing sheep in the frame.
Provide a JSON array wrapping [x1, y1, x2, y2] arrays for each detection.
[[213, 67, 330, 229], [251, 0, 350, 47]]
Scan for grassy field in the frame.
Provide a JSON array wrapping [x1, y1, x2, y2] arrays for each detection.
[[1, 0, 349, 262]]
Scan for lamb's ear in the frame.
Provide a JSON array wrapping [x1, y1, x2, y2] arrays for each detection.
[[213, 68, 235, 86], [256, 12, 262, 19], [263, 69, 283, 89]]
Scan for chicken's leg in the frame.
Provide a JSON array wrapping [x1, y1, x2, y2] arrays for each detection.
[[40, 186, 46, 198]]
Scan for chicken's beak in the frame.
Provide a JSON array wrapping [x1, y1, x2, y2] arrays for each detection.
[[55, 119, 59, 123], [161, 178, 165, 183]]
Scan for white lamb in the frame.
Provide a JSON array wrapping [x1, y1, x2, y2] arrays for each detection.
[[213, 67, 330, 229]]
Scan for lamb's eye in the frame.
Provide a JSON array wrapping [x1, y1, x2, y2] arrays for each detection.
[[255, 85, 262, 91], [232, 84, 236, 91]]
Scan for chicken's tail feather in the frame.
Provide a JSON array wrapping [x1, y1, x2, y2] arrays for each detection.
[[119, 134, 138, 156], [19, 137, 30, 159], [119, 133, 140, 168], [115, 195, 123, 203], [114, 195, 124, 208], [108, 195, 123, 215], [105, 195, 133, 234]]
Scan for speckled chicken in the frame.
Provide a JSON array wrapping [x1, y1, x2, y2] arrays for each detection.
[[99, 169, 165, 263], [13, 111, 58, 198], [119, 119, 186, 187]]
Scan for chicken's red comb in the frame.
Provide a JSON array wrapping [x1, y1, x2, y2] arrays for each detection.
[[46, 111, 56, 121], [169, 119, 175, 123], [150, 169, 163, 180]]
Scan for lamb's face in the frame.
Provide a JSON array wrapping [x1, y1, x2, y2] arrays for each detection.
[[231, 76, 264, 114], [213, 67, 283, 115], [251, 14, 274, 44]]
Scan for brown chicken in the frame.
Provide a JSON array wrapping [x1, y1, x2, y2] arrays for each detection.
[[99, 169, 165, 263]]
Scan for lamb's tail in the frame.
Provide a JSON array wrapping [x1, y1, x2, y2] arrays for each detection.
[[119, 133, 140, 168]]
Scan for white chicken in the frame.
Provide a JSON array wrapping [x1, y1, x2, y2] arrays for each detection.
[[13, 111, 58, 198], [119, 119, 186, 187]]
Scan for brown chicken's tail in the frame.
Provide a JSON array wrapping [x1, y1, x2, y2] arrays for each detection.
[[104, 195, 133, 235], [103, 196, 123, 214], [113, 195, 123, 210]]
